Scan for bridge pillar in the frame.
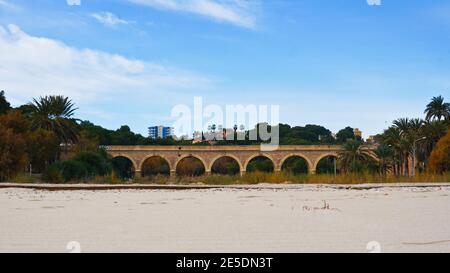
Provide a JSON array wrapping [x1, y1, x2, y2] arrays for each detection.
[[134, 170, 142, 179], [309, 168, 316, 175], [170, 169, 176, 178], [205, 170, 211, 176], [240, 170, 246, 177]]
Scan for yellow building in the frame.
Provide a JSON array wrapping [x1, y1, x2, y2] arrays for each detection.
[[353, 128, 362, 139]]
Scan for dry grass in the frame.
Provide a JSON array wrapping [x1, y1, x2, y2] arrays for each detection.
[[10, 173, 38, 184], [130, 172, 450, 185], [6, 172, 450, 185], [237, 172, 450, 185]]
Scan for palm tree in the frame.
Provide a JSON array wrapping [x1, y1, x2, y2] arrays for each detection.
[[392, 118, 411, 137], [30, 95, 79, 144], [381, 127, 402, 175], [424, 95, 450, 121], [375, 144, 394, 175], [338, 139, 376, 173]]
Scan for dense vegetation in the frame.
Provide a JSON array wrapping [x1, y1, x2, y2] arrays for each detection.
[[0, 90, 449, 183]]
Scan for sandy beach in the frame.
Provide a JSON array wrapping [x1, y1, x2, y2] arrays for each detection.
[[1, 184, 450, 253]]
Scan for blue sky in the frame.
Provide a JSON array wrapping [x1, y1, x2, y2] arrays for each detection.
[[1, 0, 449, 138]]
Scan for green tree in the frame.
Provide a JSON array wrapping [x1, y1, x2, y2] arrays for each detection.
[[0, 90, 11, 115], [424, 95, 450, 121], [16, 103, 34, 117], [79, 121, 113, 145], [110, 125, 146, 145], [336, 127, 355, 143]]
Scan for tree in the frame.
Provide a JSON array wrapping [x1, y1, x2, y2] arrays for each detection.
[[375, 144, 394, 175], [278, 124, 334, 145], [110, 125, 146, 145], [16, 103, 34, 117], [424, 95, 450, 121], [0, 90, 11, 115], [338, 139, 375, 173], [428, 130, 450, 173], [336, 127, 355, 143], [0, 127, 28, 181], [30, 95, 79, 144], [0, 111, 28, 180], [0, 110, 29, 133], [26, 129, 59, 173], [419, 120, 447, 165]]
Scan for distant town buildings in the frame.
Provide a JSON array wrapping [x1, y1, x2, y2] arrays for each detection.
[[191, 127, 245, 144], [353, 128, 362, 139], [148, 126, 174, 139]]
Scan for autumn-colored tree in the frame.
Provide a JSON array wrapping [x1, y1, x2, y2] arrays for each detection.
[[0, 111, 29, 180], [428, 130, 450, 173], [0, 110, 29, 133], [26, 129, 59, 173]]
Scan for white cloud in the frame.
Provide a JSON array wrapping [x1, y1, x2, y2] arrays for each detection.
[[91, 12, 129, 27], [129, 0, 258, 29], [66, 0, 81, 6], [0, 0, 19, 11], [0, 24, 210, 105]]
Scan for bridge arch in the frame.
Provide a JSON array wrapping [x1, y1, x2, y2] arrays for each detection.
[[280, 153, 313, 174], [175, 154, 209, 173], [140, 154, 172, 171], [140, 155, 172, 177], [111, 154, 138, 171], [244, 154, 276, 172], [314, 152, 339, 174], [209, 154, 244, 173]]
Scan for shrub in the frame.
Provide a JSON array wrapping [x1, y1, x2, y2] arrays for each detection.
[[43, 164, 64, 183], [44, 160, 88, 183], [73, 151, 112, 177]]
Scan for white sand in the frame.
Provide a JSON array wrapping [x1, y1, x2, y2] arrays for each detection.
[[1, 185, 450, 253]]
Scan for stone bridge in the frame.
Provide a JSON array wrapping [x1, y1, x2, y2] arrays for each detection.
[[106, 145, 345, 176]]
